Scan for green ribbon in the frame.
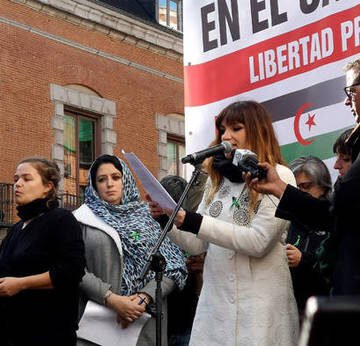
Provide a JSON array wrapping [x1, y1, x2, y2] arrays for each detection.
[[130, 231, 141, 241], [231, 196, 240, 209], [293, 235, 301, 247]]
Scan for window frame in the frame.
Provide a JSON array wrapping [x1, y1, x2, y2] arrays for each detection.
[[156, 113, 185, 180], [167, 134, 186, 178], [63, 107, 101, 196], [50, 83, 117, 196], [157, 0, 183, 32]]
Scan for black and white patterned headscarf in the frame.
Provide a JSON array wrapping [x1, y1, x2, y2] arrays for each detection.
[[85, 155, 187, 295]]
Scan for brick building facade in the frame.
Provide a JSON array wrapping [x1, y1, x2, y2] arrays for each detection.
[[0, 0, 185, 215]]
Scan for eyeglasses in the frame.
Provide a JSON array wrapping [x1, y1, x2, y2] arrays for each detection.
[[344, 81, 360, 100], [297, 181, 315, 191]]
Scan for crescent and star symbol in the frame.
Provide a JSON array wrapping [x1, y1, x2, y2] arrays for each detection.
[[294, 103, 317, 146]]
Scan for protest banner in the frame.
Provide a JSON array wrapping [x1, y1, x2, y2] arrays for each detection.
[[183, 0, 360, 180]]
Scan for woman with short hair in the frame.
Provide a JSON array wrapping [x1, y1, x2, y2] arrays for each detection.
[[285, 156, 332, 317]]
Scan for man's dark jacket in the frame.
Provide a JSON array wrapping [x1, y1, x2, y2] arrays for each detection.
[[276, 151, 360, 295]]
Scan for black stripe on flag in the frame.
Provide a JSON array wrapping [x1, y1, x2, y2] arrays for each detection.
[[263, 76, 345, 122]]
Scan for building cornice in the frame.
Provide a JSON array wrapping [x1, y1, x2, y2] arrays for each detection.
[[11, 0, 183, 59], [0, 14, 183, 82]]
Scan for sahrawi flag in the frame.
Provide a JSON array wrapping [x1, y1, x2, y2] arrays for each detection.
[[183, 0, 360, 182]]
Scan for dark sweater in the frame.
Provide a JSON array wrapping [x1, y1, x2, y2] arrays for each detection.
[[0, 207, 85, 346], [286, 221, 331, 314]]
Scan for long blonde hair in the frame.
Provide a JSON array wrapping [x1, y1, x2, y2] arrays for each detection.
[[205, 100, 285, 209]]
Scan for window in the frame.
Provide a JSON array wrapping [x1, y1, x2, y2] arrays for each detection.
[[167, 136, 186, 178], [51, 84, 116, 204], [64, 110, 98, 197], [157, 0, 183, 31], [156, 113, 185, 180]]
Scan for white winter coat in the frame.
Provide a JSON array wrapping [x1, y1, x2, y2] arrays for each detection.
[[168, 164, 299, 346]]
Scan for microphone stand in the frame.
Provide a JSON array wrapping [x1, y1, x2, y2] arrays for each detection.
[[139, 163, 204, 346]]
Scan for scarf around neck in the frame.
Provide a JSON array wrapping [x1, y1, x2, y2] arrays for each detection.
[[17, 198, 56, 221], [85, 157, 187, 295], [212, 152, 245, 183]]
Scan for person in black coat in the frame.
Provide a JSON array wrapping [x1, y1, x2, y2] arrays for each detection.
[[159, 174, 207, 346], [0, 157, 85, 346], [245, 58, 360, 295], [285, 156, 332, 316]]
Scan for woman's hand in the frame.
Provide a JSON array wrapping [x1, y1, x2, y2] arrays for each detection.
[[286, 244, 302, 267], [145, 193, 186, 227], [0, 277, 25, 296], [244, 162, 287, 198], [186, 254, 205, 273], [0, 272, 52, 296], [172, 209, 186, 227], [106, 293, 146, 327], [145, 193, 166, 218], [116, 293, 151, 329]]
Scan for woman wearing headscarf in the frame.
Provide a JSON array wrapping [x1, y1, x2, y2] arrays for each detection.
[[73, 154, 187, 345]]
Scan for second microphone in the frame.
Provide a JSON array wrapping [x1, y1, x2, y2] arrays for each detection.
[[181, 141, 232, 165]]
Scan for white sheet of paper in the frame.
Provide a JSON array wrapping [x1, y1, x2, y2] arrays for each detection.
[[123, 151, 176, 209], [77, 301, 151, 346]]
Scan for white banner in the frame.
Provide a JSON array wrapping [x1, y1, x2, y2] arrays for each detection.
[[183, 0, 360, 181]]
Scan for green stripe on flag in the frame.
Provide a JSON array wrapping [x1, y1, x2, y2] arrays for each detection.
[[280, 127, 352, 164]]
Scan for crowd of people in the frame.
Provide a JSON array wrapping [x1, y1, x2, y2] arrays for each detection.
[[0, 57, 359, 346]]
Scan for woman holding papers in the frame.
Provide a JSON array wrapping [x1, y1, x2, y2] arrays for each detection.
[[74, 154, 187, 345], [148, 101, 299, 346]]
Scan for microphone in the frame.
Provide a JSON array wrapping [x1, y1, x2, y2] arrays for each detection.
[[232, 149, 267, 179], [181, 141, 232, 165]]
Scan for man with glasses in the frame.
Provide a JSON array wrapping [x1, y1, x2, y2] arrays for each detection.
[[245, 57, 360, 296], [330, 57, 360, 294], [344, 59, 360, 124], [343, 59, 360, 161]]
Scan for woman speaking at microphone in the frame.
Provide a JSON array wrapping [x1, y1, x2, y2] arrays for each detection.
[[148, 100, 299, 346]]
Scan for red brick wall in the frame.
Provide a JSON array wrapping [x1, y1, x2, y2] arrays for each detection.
[[0, 0, 184, 183]]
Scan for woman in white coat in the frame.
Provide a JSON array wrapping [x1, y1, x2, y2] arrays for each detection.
[[148, 101, 299, 346]]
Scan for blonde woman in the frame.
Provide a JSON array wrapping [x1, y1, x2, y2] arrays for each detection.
[[149, 101, 299, 346]]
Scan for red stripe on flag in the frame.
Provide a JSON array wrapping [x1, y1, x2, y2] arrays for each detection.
[[184, 5, 360, 107]]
